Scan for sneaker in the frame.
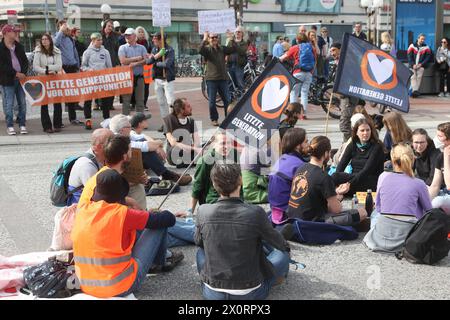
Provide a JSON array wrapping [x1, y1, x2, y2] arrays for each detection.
[[148, 250, 184, 274], [85, 119, 92, 130], [70, 119, 83, 125], [279, 223, 295, 241], [211, 120, 220, 126], [20, 126, 28, 134], [7, 127, 16, 135], [438, 92, 445, 97]]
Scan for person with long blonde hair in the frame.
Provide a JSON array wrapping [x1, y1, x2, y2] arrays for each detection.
[[380, 31, 396, 56], [364, 143, 432, 253], [382, 111, 412, 155]]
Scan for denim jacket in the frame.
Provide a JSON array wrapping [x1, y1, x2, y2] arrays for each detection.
[[195, 198, 290, 290]]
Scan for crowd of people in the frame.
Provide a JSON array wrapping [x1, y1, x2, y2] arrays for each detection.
[[1, 20, 450, 300]]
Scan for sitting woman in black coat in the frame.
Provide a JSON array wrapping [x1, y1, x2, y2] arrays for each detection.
[[334, 118, 385, 197], [411, 128, 441, 186]]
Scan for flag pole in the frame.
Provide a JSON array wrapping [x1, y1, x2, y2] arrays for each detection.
[[156, 127, 221, 211], [160, 26, 166, 79], [324, 92, 334, 137]]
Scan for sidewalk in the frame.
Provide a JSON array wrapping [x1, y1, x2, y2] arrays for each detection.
[[1, 77, 450, 145]]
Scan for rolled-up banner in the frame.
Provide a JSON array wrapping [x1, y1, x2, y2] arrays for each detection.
[[20, 66, 134, 107]]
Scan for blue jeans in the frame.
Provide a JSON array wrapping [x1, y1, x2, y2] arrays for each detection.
[[228, 65, 245, 91], [289, 72, 313, 113], [142, 150, 167, 176], [116, 228, 168, 297], [2, 79, 26, 127], [167, 219, 195, 247], [196, 246, 289, 300], [206, 80, 229, 121]]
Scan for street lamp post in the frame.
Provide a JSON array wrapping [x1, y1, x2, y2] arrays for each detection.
[[360, 0, 384, 45], [228, 0, 249, 26], [100, 4, 112, 21]]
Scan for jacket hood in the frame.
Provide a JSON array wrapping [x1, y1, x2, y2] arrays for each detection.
[[87, 44, 106, 52]]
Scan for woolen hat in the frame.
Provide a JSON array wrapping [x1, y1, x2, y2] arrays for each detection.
[[91, 169, 129, 205]]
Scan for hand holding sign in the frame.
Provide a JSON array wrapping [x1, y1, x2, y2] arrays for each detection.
[[198, 9, 236, 35]]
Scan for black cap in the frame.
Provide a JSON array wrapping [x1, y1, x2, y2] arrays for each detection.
[[91, 169, 129, 205], [130, 112, 151, 129]]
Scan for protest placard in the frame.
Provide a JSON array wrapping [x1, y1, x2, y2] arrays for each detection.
[[122, 148, 145, 184], [20, 66, 133, 107], [152, 0, 171, 27], [198, 9, 236, 34]]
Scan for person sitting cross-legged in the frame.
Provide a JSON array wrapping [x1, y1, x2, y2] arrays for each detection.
[[195, 163, 291, 300], [72, 168, 184, 298]]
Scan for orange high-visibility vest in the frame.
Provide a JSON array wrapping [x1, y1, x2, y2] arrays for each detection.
[[72, 200, 138, 298], [143, 64, 153, 84]]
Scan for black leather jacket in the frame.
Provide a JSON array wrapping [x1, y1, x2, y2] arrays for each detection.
[[0, 40, 28, 86], [195, 197, 290, 290]]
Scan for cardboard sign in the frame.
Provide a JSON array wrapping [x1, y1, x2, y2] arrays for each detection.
[[198, 9, 236, 35], [122, 148, 145, 184], [152, 0, 171, 27], [20, 66, 134, 107]]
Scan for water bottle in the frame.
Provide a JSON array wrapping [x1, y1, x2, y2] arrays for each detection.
[[185, 208, 194, 224], [351, 194, 358, 210], [365, 189, 373, 217]]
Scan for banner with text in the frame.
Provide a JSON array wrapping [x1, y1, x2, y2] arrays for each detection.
[[333, 33, 412, 113], [20, 66, 134, 107], [152, 0, 171, 27], [220, 58, 299, 148], [198, 9, 236, 34]]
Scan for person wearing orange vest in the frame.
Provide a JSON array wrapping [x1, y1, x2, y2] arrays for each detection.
[[72, 168, 181, 298]]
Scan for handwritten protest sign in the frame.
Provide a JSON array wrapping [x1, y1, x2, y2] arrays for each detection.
[[152, 0, 171, 27], [198, 9, 236, 34], [20, 66, 133, 107]]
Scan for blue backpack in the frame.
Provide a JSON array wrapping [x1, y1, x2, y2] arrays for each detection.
[[50, 153, 97, 207], [297, 43, 315, 72]]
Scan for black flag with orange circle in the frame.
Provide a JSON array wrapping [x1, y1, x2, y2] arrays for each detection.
[[220, 58, 299, 147], [333, 33, 412, 113]]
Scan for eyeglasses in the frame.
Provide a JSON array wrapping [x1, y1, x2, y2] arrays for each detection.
[[210, 36, 218, 39]]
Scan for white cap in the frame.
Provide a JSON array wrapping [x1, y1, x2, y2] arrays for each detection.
[[124, 28, 135, 35], [351, 113, 366, 129], [113, 21, 120, 28]]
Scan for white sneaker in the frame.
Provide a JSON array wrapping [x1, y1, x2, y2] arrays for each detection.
[[20, 126, 28, 134], [7, 127, 16, 135], [438, 92, 445, 97]]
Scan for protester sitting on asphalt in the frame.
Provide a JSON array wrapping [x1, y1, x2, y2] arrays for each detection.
[[287, 135, 367, 228], [190, 132, 240, 215], [0, 24, 29, 135], [278, 102, 303, 140], [111, 114, 192, 183], [382, 111, 412, 159], [412, 128, 441, 186], [163, 98, 202, 168], [240, 143, 270, 204], [364, 143, 432, 253], [334, 118, 385, 197], [428, 123, 450, 213], [199, 31, 237, 126], [33, 33, 63, 134], [268, 128, 309, 225], [195, 163, 291, 300], [72, 168, 184, 298], [81, 32, 113, 130], [67, 128, 114, 206]]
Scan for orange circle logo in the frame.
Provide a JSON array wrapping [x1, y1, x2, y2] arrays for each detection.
[[290, 173, 308, 201], [251, 75, 290, 120], [361, 50, 397, 90]]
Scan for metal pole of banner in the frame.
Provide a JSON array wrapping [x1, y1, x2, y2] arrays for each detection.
[[156, 127, 221, 211], [44, 0, 50, 33], [160, 27, 166, 79], [324, 92, 334, 137]]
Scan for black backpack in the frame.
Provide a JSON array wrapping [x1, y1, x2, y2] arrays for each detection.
[[396, 208, 450, 265]]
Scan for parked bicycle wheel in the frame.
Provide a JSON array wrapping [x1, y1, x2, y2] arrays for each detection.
[[201, 77, 225, 108], [321, 84, 342, 119]]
